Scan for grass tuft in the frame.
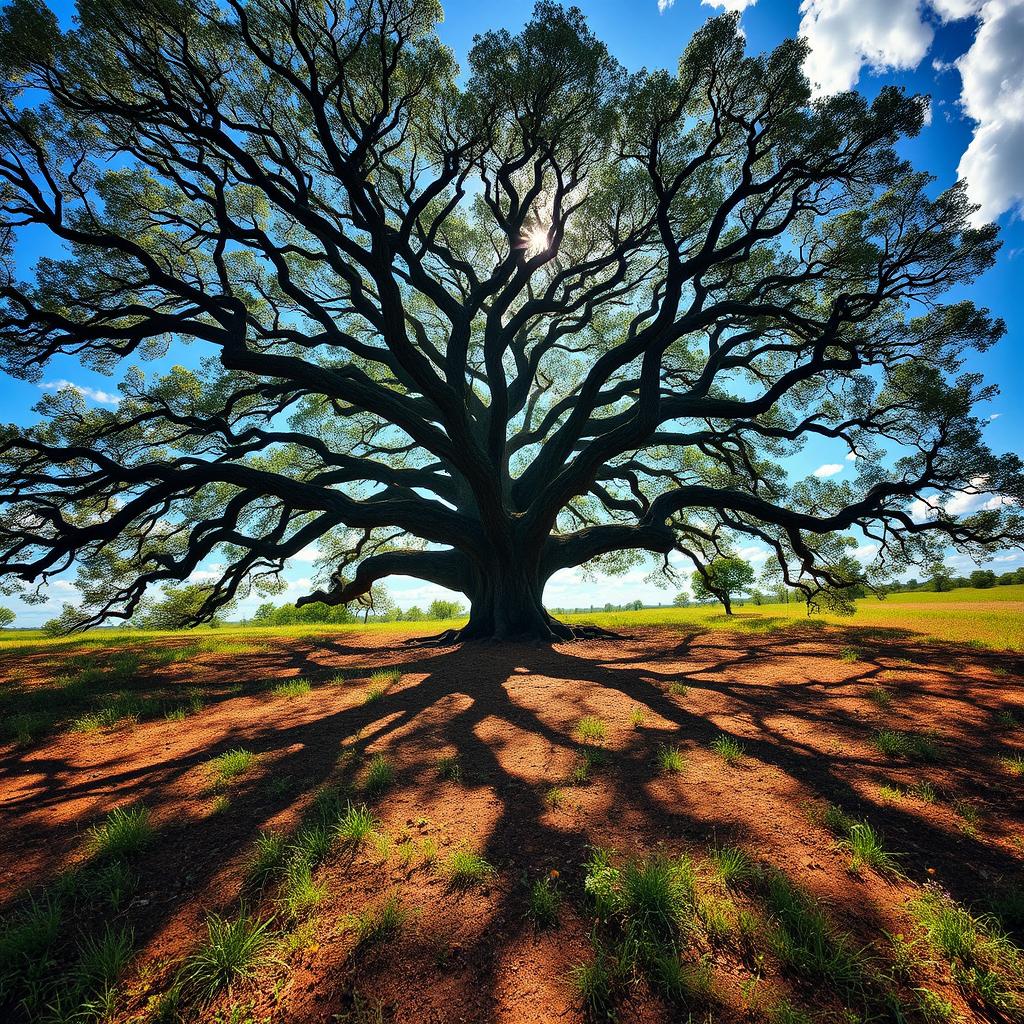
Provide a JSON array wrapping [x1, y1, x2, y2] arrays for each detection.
[[709, 733, 744, 765], [209, 747, 257, 783], [569, 951, 617, 1020], [76, 923, 134, 991], [873, 729, 940, 761], [446, 849, 494, 888], [336, 803, 378, 846], [271, 677, 311, 698], [86, 805, 153, 858], [577, 715, 607, 744], [352, 895, 407, 948], [707, 845, 758, 888], [246, 831, 286, 887], [363, 754, 394, 798], [178, 913, 275, 1004], [528, 877, 561, 928], [761, 870, 870, 998], [656, 743, 686, 774]]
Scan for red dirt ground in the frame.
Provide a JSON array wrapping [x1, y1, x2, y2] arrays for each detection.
[[2, 623, 1023, 1023]]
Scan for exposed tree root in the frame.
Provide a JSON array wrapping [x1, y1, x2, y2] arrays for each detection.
[[402, 628, 465, 648], [403, 619, 622, 646]]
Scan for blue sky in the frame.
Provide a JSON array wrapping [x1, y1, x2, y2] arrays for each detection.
[[2, 0, 1022, 623]]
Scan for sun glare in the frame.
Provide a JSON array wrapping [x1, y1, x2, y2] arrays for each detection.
[[523, 224, 550, 255]]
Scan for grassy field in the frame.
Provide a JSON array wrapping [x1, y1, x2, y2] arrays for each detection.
[[566, 583, 1024, 651], [3, 583, 1020, 655]]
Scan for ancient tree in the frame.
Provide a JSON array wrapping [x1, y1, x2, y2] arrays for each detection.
[[0, 0, 1021, 640]]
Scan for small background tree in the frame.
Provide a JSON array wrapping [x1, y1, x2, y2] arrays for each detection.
[[691, 558, 755, 615]]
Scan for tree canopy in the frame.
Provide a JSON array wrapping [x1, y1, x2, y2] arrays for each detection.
[[0, 0, 1021, 640]]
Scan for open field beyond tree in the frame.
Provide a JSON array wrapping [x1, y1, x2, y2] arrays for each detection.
[[2, 586, 1022, 1023]]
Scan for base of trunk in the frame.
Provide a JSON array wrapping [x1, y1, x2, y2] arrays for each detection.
[[403, 616, 620, 647]]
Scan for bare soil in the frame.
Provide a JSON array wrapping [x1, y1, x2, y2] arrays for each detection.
[[2, 622, 1023, 1023]]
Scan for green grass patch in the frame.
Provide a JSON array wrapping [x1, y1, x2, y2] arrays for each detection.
[[363, 754, 394, 798], [528, 877, 561, 928], [86, 805, 153, 859], [209, 747, 258, 783], [336, 803, 378, 846], [446, 849, 494, 888], [873, 729, 941, 761], [709, 733, 744, 765], [177, 913, 275, 1004], [351, 895, 407, 949], [271, 677, 311, 698], [577, 715, 607, 744], [656, 743, 686, 774]]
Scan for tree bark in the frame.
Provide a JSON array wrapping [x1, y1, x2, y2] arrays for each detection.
[[405, 551, 616, 644]]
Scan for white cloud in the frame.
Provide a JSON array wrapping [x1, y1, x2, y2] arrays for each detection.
[[853, 543, 880, 561], [701, 0, 757, 12], [989, 412, 1002, 420], [955, 0, 1024, 224], [795, 0, 1023, 223], [813, 463, 844, 477], [39, 379, 120, 406], [291, 544, 321, 563], [909, 475, 1015, 520], [845, 451, 858, 461], [798, 0, 936, 96], [735, 545, 771, 563], [657, 0, 675, 12]]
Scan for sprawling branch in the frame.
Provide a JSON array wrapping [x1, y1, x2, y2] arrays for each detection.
[[0, 0, 1019, 638]]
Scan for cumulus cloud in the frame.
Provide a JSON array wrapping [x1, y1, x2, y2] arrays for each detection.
[[813, 463, 844, 477], [909, 476, 1014, 520], [657, 0, 675, 12], [700, 0, 758, 12], [798, 0, 937, 96], [795, 0, 1022, 223], [39, 379, 120, 405], [852, 542, 880, 561], [291, 544, 322, 563], [845, 451, 859, 461], [735, 545, 771, 563], [955, 0, 1024, 224]]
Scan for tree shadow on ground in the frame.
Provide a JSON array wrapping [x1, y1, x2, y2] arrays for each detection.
[[1, 621, 1022, 1022]]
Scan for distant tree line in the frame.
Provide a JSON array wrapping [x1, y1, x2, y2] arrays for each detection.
[[886, 564, 1024, 594], [246, 591, 464, 626]]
